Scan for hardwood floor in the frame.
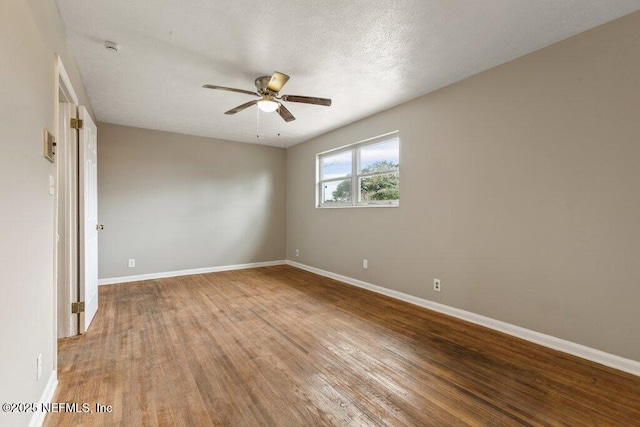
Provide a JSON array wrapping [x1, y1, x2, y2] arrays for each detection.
[[45, 265, 640, 426]]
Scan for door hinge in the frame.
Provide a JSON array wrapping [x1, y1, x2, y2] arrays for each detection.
[[70, 118, 84, 129], [71, 301, 85, 314]]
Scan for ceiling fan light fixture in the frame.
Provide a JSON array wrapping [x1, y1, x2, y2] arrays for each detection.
[[257, 99, 279, 113]]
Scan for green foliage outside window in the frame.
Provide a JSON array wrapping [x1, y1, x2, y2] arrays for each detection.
[[332, 179, 351, 202], [332, 160, 399, 202]]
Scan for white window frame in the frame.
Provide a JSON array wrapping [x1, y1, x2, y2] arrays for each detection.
[[317, 131, 400, 208]]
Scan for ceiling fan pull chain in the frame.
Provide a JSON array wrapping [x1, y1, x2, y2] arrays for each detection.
[[256, 107, 260, 138]]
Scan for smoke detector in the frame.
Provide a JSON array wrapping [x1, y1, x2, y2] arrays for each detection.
[[104, 41, 119, 52]]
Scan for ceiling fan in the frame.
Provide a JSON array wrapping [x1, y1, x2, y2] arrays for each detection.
[[203, 72, 331, 122]]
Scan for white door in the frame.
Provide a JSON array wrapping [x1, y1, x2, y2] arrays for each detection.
[[78, 106, 98, 332]]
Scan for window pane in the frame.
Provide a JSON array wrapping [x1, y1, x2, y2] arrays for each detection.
[[322, 151, 352, 180], [322, 179, 351, 204], [359, 138, 399, 174], [359, 172, 399, 204]]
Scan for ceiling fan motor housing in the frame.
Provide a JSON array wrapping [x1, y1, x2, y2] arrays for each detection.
[[255, 76, 272, 94]]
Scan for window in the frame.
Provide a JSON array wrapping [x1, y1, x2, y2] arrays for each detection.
[[317, 132, 399, 207]]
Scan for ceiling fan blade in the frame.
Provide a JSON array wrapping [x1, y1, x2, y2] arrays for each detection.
[[203, 85, 258, 97], [277, 103, 296, 122], [267, 72, 290, 93], [225, 100, 259, 115], [280, 95, 331, 107]]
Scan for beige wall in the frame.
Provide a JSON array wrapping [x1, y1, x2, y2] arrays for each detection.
[[0, 0, 93, 424], [287, 12, 640, 362], [97, 123, 286, 279]]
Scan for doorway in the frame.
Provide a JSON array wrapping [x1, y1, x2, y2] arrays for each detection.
[[54, 56, 100, 351]]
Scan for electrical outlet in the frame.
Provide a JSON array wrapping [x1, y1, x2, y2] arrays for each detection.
[[37, 353, 42, 381], [363, 259, 368, 269], [433, 279, 441, 292], [295, 249, 299, 257], [128, 259, 135, 268]]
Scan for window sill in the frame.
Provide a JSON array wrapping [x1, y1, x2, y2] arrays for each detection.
[[317, 203, 400, 209]]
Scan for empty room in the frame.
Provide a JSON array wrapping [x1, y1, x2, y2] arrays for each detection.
[[2, 0, 640, 426]]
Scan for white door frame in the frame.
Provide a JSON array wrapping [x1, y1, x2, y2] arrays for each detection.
[[54, 56, 80, 357]]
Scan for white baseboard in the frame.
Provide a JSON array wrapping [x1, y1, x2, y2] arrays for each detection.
[[98, 260, 285, 286], [29, 370, 58, 427], [285, 260, 640, 377]]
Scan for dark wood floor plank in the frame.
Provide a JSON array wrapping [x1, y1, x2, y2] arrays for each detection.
[[45, 265, 640, 426]]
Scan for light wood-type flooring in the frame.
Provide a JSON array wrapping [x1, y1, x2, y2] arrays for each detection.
[[45, 265, 640, 426]]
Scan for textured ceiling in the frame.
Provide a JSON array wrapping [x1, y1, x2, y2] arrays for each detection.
[[56, 0, 640, 147]]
